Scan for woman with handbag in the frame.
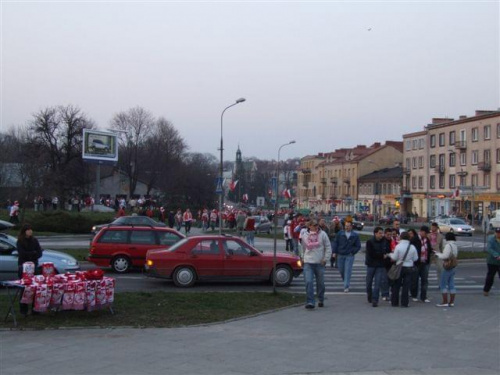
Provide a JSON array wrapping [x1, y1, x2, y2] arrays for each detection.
[[389, 232, 418, 308], [433, 232, 458, 307]]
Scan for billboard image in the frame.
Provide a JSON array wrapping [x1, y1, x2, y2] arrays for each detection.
[[82, 129, 118, 163]]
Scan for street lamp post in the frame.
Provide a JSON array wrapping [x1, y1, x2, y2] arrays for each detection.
[[273, 140, 296, 294], [219, 98, 246, 235], [368, 160, 381, 227]]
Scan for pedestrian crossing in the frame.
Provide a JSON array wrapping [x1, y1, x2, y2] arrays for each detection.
[[286, 263, 485, 295]]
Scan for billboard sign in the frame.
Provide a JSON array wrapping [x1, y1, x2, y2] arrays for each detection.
[[82, 129, 118, 163]]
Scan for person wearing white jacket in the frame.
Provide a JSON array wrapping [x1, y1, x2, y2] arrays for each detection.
[[434, 232, 459, 307], [301, 220, 332, 309]]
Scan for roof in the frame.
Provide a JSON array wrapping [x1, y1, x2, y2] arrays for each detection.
[[358, 166, 403, 182], [425, 110, 500, 130]]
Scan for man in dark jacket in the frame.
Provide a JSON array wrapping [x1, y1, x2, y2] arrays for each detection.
[[411, 225, 433, 303], [332, 221, 361, 293], [365, 227, 391, 307]]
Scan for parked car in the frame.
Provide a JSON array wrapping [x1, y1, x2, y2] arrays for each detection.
[[0, 220, 14, 231], [91, 215, 166, 235], [333, 214, 364, 231], [435, 218, 474, 236], [0, 233, 80, 281], [145, 235, 303, 287], [253, 216, 273, 234], [88, 226, 185, 273], [489, 210, 500, 230], [378, 216, 394, 225]]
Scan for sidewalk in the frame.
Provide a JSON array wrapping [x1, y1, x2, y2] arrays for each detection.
[[2, 292, 499, 375]]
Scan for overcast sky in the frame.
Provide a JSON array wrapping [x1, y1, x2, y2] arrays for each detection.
[[1, 1, 499, 161]]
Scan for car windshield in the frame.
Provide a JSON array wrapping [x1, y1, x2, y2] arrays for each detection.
[[450, 219, 466, 225], [162, 238, 189, 252]]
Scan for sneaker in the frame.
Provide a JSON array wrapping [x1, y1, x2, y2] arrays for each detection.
[[305, 304, 315, 310], [483, 291, 489, 296], [412, 298, 419, 302], [344, 288, 349, 293], [449, 303, 455, 307], [436, 303, 449, 307], [423, 299, 431, 303], [318, 302, 324, 308], [382, 297, 389, 301], [372, 302, 378, 307]]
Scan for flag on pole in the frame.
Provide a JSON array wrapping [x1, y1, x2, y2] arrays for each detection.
[[229, 180, 239, 192], [451, 188, 460, 199], [282, 189, 291, 199], [242, 194, 249, 202]]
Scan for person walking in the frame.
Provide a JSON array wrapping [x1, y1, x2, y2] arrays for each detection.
[[332, 220, 361, 293], [243, 212, 256, 246], [329, 217, 342, 268], [389, 232, 418, 308], [284, 220, 293, 252], [365, 226, 391, 307], [483, 227, 500, 296], [183, 208, 193, 234], [429, 222, 445, 284], [301, 220, 332, 309], [434, 232, 458, 307], [411, 225, 433, 303], [17, 224, 43, 316], [175, 209, 183, 231], [9, 201, 20, 224]]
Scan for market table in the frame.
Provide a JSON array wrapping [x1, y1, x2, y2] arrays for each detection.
[[1, 281, 25, 327]]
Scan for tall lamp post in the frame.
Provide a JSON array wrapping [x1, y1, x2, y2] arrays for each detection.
[[273, 140, 296, 294], [368, 160, 381, 227], [219, 98, 246, 235]]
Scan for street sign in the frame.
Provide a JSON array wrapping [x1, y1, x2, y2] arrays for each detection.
[[215, 177, 223, 195]]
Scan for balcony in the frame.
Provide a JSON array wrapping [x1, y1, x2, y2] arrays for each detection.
[[455, 140, 467, 150], [320, 177, 327, 184], [301, 168, 311, 174], [478, 161, 491, 172], [434, 165, 445, 174], [343, 177, 351, 184], [403, 168, 411, 175], [330, 177, 338, 184], [457, 170, 468, 177]]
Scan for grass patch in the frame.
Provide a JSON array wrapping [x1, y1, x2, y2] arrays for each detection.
[[57, 248, 89, 261], [458, 251, 487, 260], [0, 291, 301, 329]]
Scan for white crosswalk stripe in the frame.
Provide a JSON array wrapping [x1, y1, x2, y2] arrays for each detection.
[[287, 263, 484, 294]]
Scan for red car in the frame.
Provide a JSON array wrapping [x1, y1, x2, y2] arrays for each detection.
[[88, 226, 185, 273], [145, 235, 303, 287]]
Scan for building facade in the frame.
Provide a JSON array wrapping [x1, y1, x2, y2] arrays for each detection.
[[403, 110, 500, 220]]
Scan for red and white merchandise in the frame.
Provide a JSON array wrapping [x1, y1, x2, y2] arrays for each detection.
[[105, 278, 115, 305], [62, 282, 75, 310], [73, 282, 86, 310], [20, 284, 36, 304], [34, 284, 51, 313], [41, 262, 56, 278], [22, 262, 35, 279], [95, 279, 107, 307], [86, 280, 97, 312], [50, 283, 65, 307]]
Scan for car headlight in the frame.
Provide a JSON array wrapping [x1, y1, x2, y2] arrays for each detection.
[[146, 260, 154, 267], [91, 226, 96, 232], [297, 259, 302, 268], [60, 258, 78, 266], [457, 228, 462, 231]]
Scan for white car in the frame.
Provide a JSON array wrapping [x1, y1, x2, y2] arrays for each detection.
[[489, 210, 500, 230], [436, 218, 474, 236]]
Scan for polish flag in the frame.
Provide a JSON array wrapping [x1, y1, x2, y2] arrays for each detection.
[[242, 194, 249, 202], [451, 188, 460, 199], [229, 180, 239, 192], [282, 189, 291, 199]]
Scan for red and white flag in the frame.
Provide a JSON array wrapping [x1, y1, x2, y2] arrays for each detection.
[[242, 194, 249, 202], [451, 188, 460, 198], [282, 189, 291, 199], [229, 180, 239, 192]]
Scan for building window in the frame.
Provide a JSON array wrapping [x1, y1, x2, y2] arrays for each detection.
[[497, 124, 500, 138], [419, 139, 425, 149], [484, 125, 491, 140], [430, 134, 436, 148], [418, 156, 424, 169], [471, 150, 478, 165], [497, 148, 500, 163], [449, 152, 456, 167], [460, 175, 467, 187], [439, 153, 445, 167], [460, 152, 466, 166], [439, 175, 445, 189], [439, 133, 445, 147], [412, 176, 417, 189], [412, 157, 417, 169], [471, 174, 478, 186], [405, 158, 411, 169], [412, 139, 418, 150], [472, 127, 479, 142], [430, 155, 436, 168], [449, 175, 456, 189], [430, 175, 436, 189], [484, 174, 490, 188], [484, 149, 491, 163], [449, 131, 456, 145], [418, 176, 423, 189], [405, 140, 411, 150], [497, 173, 500, 190]]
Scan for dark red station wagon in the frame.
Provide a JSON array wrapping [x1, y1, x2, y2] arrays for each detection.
[[88, 226, 185, 273], [144, 235, 303, 287]]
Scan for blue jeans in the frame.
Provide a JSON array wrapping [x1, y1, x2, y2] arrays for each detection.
[[411, 263, 430, 301], [337, 254, 355, 289], [366, 267, 385, 303], [245, 231, 255, 246], [304, 263, 325, 306], [292, 238, 299, 256], [440, 268, 456, 293]]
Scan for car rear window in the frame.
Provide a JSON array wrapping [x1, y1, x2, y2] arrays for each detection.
[[130, 230, 156, 245], [158, 232, 182, 246], [98, 230, 128, 244]]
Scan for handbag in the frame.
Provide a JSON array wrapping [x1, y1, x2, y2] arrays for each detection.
[[443, 244, 458, 270], [387, 243, 412, 281]]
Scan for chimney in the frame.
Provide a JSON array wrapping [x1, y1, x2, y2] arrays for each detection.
[[475, 110, 494, 116], [431, 118, 453, 125], [459, 115, 467, 120], [371, 142, 381, 148]]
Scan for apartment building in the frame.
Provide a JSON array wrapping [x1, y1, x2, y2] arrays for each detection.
[[403, 110, 500, 220], [358, 166, 403, 217], [297, 141, 403, 213]]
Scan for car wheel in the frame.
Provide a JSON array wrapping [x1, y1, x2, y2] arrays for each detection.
[[273, 265, 293, 287], [111, 255, 131, 273], [173, 266, 196, 287]]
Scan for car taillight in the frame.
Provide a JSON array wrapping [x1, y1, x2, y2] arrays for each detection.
[[146, 260, 154, 267]]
